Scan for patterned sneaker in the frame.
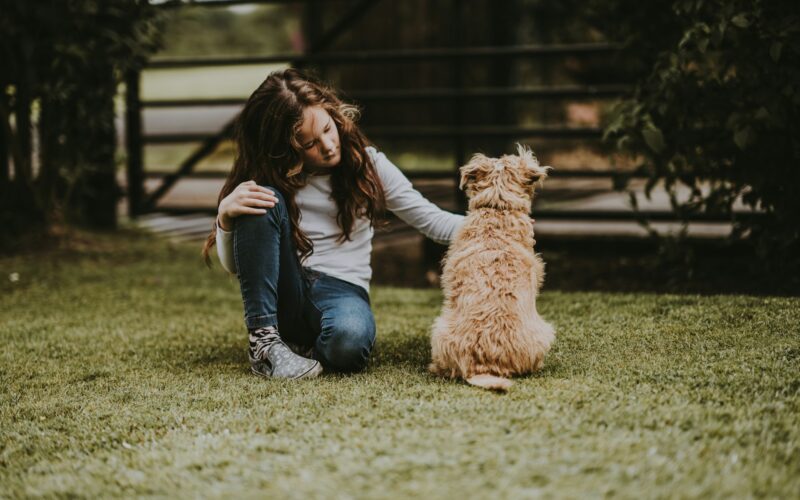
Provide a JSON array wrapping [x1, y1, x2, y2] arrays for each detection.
[[248, 326, 322, 379], [284, 339, 315, 359]]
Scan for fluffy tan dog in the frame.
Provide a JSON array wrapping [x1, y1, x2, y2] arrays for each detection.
[[429, 143, 556, 392]]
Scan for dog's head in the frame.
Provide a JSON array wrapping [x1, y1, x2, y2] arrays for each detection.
[[459, 143, 551, 211]]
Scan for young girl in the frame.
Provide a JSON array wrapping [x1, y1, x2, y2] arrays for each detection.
[[202, 68, 465, 380]]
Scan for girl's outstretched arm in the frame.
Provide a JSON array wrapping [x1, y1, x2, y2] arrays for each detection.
[[369, 146, 465, 244]]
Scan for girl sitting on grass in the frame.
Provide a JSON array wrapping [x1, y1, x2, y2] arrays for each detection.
[[202, 67, 465, 380]]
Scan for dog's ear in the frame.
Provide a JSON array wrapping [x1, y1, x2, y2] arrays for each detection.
[[515, 142, 552, 187], [459, 152, 494, 192]]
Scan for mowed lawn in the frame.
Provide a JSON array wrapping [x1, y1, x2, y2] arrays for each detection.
[[1, 228, 798, 498]]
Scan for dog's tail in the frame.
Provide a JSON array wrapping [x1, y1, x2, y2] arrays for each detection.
[[466, 374, 513, 392]]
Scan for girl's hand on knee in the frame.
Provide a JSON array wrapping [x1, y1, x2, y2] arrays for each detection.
[[217, 181, 279, 230]]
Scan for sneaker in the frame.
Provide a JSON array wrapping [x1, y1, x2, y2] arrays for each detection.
[[284, 339, 315, 359], [248, 326, 322, 379]]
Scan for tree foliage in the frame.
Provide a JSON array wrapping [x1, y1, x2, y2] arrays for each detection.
[[0, 0, 163, 241], [588, 0, 800, 268]]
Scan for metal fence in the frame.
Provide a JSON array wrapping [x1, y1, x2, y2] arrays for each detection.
[[126, 0, 753, 226]]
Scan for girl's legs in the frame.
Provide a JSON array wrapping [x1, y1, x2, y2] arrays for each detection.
[[233, 185, 321, 378], [306, 272, 377, 373], [233, 184, 376, 375]]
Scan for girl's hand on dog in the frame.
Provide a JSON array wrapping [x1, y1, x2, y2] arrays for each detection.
[[217, 181, 279, 231]]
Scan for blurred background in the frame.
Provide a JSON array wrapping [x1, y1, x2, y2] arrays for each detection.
[[2, 0, 798, 293]]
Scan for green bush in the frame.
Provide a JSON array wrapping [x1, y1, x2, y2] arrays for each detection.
[[592, 0, 800, 270], [0, 0, 163, 239]]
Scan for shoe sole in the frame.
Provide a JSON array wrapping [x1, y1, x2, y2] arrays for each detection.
[[250, 360, 323, 380]]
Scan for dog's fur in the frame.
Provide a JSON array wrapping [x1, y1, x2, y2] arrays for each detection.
[[429, 143, 556, 392]]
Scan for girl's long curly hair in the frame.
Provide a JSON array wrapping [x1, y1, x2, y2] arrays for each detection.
[[201, 68, 386, 266]]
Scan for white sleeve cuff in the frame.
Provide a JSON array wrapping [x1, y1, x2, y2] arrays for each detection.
[[215, 220, 237, 274]]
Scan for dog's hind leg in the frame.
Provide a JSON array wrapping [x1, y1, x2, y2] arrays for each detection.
[[532, 253, 546, 293], [429, 313, 455, 377]]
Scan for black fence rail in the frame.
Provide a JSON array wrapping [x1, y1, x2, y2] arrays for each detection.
[[142, 169, 643, 180], [142, 85, 630, 108], [145, 42, 622, 68], [143, 126, 605, 145]]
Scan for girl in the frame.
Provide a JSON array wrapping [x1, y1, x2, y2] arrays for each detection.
[[202, 68, 465, 379]]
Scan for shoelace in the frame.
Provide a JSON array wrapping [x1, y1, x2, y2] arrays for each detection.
[[250, 327, 282, 360]]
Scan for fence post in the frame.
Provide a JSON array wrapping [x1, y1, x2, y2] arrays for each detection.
[[452, 0, 467, 211], [0, 96, 8, 187], [300, 0, 323, 74], [125, 68, 144, 217], [421, 0, 468, 283], [14, 80, 32, 184], [490, 0, 516, 157]]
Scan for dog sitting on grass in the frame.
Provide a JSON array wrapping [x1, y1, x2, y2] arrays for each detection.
[[429, 143, 556, 392]]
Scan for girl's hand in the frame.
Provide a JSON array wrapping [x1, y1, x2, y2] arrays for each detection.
[[530, 217, 537, 247], [217, 181, 279, 231]]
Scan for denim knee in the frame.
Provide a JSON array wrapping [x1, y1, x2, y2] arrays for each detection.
[[234, 185, 287, 228], [317, 315, 376, 373]]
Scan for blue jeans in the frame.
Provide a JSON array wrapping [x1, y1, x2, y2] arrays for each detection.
[[232, 186, 376, 373]]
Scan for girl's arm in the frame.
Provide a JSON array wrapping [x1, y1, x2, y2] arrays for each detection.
[[369, 146, 466, 244], [216, 220, 237, 274]]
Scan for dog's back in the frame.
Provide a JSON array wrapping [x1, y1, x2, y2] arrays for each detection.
[[430, 208, 553, 387], [429, 144, 556, 391]]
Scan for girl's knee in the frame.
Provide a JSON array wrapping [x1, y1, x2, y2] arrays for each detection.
[[235, 185, 286, 227], [316, 317, 375, 373]]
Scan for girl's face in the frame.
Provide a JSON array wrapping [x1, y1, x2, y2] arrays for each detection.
[[297, 105, 341, 169]]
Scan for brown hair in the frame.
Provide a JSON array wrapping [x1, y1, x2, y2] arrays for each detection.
[[201, 68, 386, 266]]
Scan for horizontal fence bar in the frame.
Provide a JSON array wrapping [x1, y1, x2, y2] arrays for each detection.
[[157, 0, 306, 8], [345, 85, 631, 101], [143, 126, 603, 144], [529, 210, 763, 222], [147, 43, 622, 69], [142, 205, 763, 223], [142, 85, 631, 108], [143, 169, 645, 180]]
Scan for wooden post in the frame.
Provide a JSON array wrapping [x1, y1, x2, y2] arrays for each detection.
[[0, 96, 8, 187], [422, 0, 468, 283], [126, 68, 144, 217], [453, 0, 467, 212], [490, 0, 516, 157], [300, 0, 323, 75], [14, 80, 32, 184]]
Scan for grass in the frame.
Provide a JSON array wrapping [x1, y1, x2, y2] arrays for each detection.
[[1, 228, 798, 498]]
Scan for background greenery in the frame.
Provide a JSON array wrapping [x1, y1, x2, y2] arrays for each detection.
[[583, 0, 800, 271], [1, 0, 163, 237]]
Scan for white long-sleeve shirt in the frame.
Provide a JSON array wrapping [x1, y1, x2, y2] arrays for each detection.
[[216, 146, 465, 292]]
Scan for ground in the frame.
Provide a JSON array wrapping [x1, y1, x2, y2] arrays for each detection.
[[1, 227, 798, 498]]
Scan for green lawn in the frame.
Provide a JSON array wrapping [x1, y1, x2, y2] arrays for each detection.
[[1, 228, 798, 498]]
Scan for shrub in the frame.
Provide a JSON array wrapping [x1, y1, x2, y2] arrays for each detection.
[[594, 0, 800, 271], [0, 0, 163, 241]]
